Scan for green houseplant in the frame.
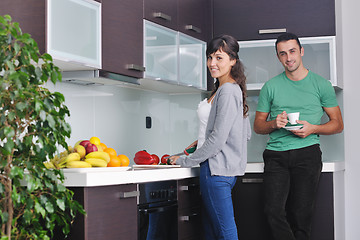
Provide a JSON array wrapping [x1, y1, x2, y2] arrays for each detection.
[[0, 15, 84, 239]]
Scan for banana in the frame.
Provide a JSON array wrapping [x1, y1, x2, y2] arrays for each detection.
[[66, 161, 92, 168], [50, 155, 60, 165], [56, 153, 81, 168], [60, 150, 69, 158], [44, 161, 55, 169], [68, 145, 74, 153], [85, 151, 110, 163], [85, 158, 108, 167], [65, 152, 81, 162]]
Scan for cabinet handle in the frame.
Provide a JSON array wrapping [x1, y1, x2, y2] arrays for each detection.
[[118, 190, 140, 199], [185, 25, 202, 33], [180, 183, 199, 191], [242, 178, 263, 183], [126, 64, 146, 72], [153, 12, 172, 21], [258, 28, 287, 34], [180, 213, 198, 222]]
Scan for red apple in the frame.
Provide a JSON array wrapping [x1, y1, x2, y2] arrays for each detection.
[[80, 140, 91, 148], [85, 143, 98, 154]]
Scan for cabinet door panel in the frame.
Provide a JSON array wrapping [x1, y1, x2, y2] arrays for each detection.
[[66, 185, 138, 240], [232, 173, 334, 240], [213, 0, 335, 41], [178, 207, 202, 240], [144, 0, 178, 30], [178, 0, 211, 41], [232, 174, 273, 240], [0, 0, 46, 53], [102, 0, 144, 78], [47, 0, 101, 68], [178, 177, 201, 210], [85, 185, 138, 240]]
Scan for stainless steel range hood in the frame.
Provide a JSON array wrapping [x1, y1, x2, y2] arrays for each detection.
[[61, 70, 140, 86], [61, 70, 206, 94]]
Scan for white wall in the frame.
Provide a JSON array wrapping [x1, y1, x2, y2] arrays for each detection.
[[336, 0, 360, 239], [45, 81, 201, 165]]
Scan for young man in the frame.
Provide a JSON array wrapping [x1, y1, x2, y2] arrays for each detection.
[[254, 33, 343, 240]]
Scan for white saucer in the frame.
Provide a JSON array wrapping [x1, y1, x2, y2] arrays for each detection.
[[284, 125, 303, 130]]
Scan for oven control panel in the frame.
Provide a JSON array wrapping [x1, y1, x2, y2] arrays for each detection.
[[138, 180, 178, 205], [150, 188, 176, 200]]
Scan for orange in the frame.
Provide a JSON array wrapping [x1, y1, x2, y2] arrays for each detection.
[[100, 142, 107, 150], [118, 154, 130, 167], [107, 155, 121, 167], [104, 147, 117, 157]]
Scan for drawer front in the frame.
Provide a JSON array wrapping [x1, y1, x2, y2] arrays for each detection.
[[177, 177, 201, 210], [178, 206, 202, 240]]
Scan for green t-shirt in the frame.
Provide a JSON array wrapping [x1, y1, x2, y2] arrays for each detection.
[[257, 71, 338, 151]]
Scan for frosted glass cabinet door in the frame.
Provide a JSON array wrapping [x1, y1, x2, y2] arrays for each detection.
[[179, 33, 206, 90], [47, 0, 101, 69], [144, 20, 178, 83], [239, 36, 337, 90]]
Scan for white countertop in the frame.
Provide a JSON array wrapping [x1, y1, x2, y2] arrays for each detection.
[[62, 162, 345, 187]]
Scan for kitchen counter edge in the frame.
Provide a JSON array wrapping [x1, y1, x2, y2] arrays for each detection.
[[62, 162, 344, 187]]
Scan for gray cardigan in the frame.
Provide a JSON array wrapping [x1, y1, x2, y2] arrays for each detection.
[[176, 82, 251, 176]]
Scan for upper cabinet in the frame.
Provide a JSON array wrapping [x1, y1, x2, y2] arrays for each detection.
[[177, 0, 212, 42], [213, 0, 335, 41], [144, 21, 207, 90], [101, 0, 145, 78], [144, 0, 212, 42], [47, 0, 101, 69], [144, 0, 178, 31], [239, 36, 340, 90], [0, 0, 101, 70]]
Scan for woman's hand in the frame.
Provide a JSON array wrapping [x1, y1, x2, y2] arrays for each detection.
[[168, 155, 180, 165]]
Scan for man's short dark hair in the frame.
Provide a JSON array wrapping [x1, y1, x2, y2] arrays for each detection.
[[275, 33, 302, 53]]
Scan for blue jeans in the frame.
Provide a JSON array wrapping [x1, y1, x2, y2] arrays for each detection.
[[263, 144, 322, 240], [200, 160, 238, 240]]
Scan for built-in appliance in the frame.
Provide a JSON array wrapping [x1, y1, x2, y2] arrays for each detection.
[[138, 180, 178, 240]]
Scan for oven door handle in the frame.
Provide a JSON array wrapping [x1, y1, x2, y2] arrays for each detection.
[[139, 203, 178, 214]]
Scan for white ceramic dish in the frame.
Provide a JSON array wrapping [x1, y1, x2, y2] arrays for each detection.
[[284, 125, 303, 130]]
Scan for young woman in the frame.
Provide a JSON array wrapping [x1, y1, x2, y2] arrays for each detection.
[[169, 34, 251, 239]]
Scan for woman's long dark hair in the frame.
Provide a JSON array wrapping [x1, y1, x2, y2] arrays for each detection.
[[206, 34, 249, 116]]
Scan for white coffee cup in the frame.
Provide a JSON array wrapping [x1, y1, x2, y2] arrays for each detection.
[[287, 112, 300, 125]]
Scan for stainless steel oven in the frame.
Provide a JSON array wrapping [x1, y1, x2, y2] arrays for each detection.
[[138, 180, 178, 240]]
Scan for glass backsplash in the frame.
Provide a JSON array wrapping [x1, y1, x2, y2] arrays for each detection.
[[45, 82, 201, 165], [45, 81, 343, 164]]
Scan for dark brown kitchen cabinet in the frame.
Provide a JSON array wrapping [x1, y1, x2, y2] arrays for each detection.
[[65, 184, 138, 240], [144, 0, 212, 42], [0, 0, 46, 53], [213, 0, 335, 41], [102, 0, 145, 78], [0, 0, 102, 70], [177, 177, 203, 240], [178, 0, 212, 42], [232, 173, 334, 240], [144, 0, 178, 31]]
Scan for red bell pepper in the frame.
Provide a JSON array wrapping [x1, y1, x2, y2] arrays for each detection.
[[151, 154, 160, 165], [134, 150, 155, 165]]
